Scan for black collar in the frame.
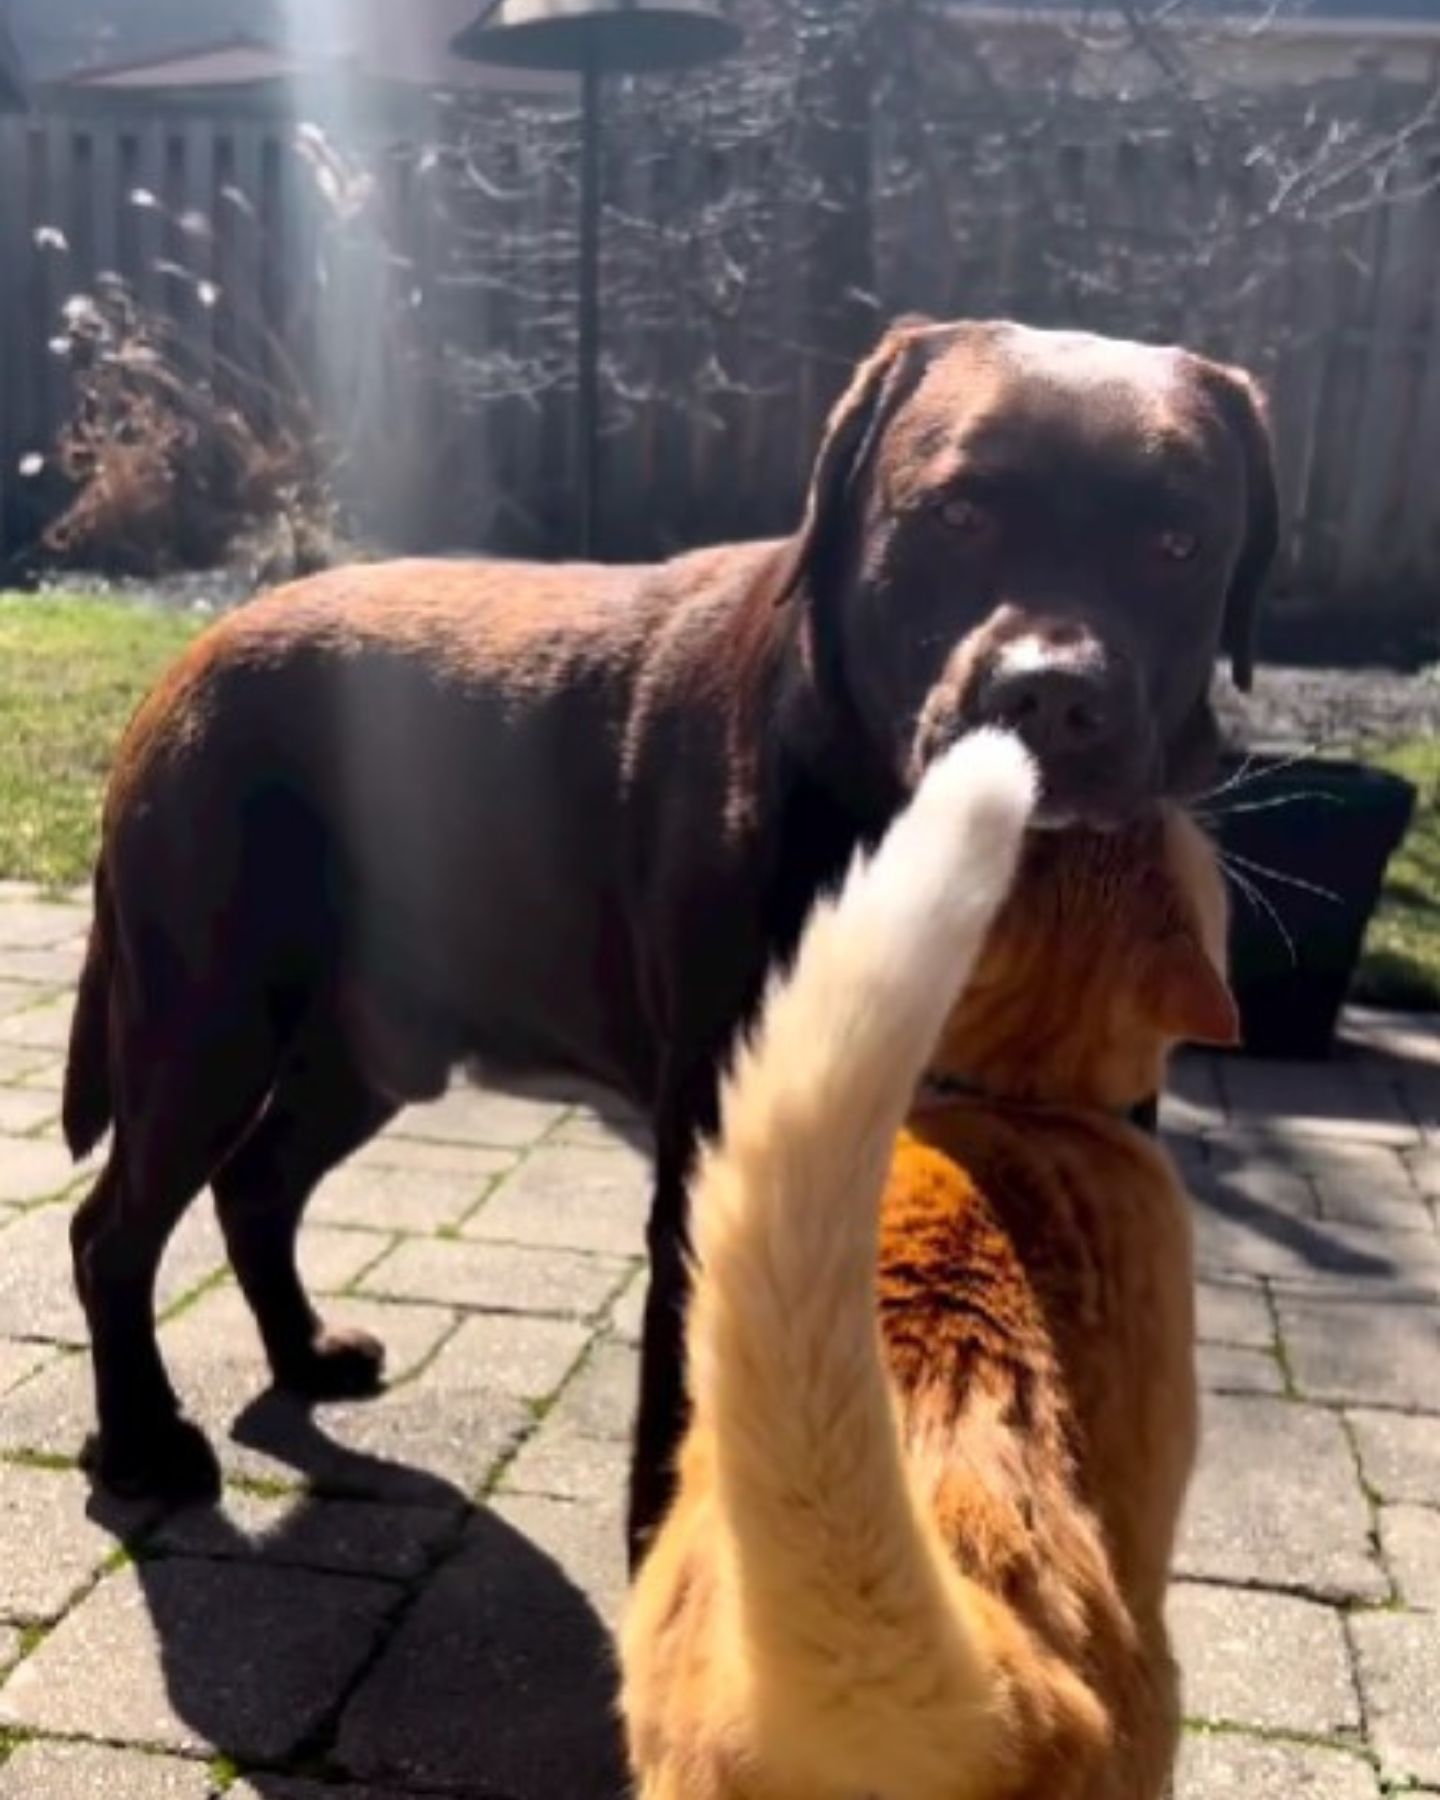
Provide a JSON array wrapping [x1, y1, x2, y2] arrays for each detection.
[[918, 1073, 1161, 1136]]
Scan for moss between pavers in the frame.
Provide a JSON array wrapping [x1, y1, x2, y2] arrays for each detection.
[[155, 1266, 231, 1327], [227, 1473, 303, 1502], [1, 1448, 78, 1474], [1181, 1716, 1377, 1758], [1263, 1284, 1302, 1402], [208, 1753, 242, 1790], [476, 1312, 618, 1506], [333, 1233, 405, 1298]]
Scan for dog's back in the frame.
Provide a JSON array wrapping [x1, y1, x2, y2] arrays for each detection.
[[622, 730, 1220, 1799], [67, 550, 771, 1130]]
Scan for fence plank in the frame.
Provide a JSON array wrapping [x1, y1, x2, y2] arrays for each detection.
[[0, 88, 1437, 633]]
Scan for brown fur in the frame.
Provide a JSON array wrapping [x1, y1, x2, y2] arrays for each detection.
[[623, 739, 1233, 1798], [62, 319, 1271, 1562]]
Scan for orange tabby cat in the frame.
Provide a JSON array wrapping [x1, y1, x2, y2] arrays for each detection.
[[620, 728, 1237, 1800]]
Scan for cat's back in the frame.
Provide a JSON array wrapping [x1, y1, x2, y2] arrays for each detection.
[[878, 1103, 1197, 1784]]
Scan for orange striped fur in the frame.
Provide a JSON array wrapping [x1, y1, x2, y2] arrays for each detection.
[[621, 729, 1235, 1800]]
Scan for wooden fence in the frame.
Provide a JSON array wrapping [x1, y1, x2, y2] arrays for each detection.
[[2, 83, 1439, 640]]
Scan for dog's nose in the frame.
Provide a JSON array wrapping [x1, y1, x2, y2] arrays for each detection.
[[974, 664, 1113, 758]]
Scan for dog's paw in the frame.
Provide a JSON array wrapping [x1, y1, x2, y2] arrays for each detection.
[[276, 1326, 386, 1400], [82, 1416, 222, 1505]]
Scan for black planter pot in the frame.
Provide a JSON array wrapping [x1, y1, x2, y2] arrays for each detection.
[[1212, 752, 1417, 1060]]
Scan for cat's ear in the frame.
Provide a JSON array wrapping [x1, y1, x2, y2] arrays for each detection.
[[1147, 934, 1241, 1048]]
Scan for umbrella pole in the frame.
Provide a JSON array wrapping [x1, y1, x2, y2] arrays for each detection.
[[577, 47, 601, 558]]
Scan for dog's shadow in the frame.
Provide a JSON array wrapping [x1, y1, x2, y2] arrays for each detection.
[[87, 1396, 627, 1799]]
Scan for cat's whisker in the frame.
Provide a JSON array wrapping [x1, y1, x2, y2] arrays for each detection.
[[1195, 740, 1329, 805], [1199, 789, 1346, 822], [1196, 750, 1259, 805], [1221, 846, 1343, 907], [1219, 853, 1298, 968]]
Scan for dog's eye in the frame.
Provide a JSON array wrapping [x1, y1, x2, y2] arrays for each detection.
[[940, 496, 992, 537], [1155, 528, 1200, 563]]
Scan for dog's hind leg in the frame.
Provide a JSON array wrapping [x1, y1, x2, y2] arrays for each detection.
[[72, 1005, 279, 1502], [212, 1009, 396, 1399]]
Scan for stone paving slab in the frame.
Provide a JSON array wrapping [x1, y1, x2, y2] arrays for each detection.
[[1295, 1139, 1436, 1232], [1169, 1581, 1360, 1736], [0, 978, 47, 1019], [1349, 1610, 1440, 1787], [462, 1143, 652, 1255], [360, 1234, 631, 1319], [0, 1741, 217, 1800], [1190, 1189, 1440, 1289], [346, 1133, 517, 1179], [1211, 1129, 1438, 1232], [0, 953, 1434, 1799], [387, 1087, 569, 1151], [0, 1333, 54, 1394], [543, 1341, 640, 1443], [607, 1269, 647, 1347], [0, 997, 77, 1053], [1195, 1341, 1285, 1394], [0, 1041, 50, 1083], [1379, 1502, 1440, 1608], [336, 1497, 628, 1800], [0, 1463, 152, 1624], [0, 1082, 58, 1133], [1276, 1288, 1440, 1409], [0, 945, 85, 987], [0, 900, 86, 949], [1410, 1143, 1440, 1195], [309, 1157, 515, 1234], [1158, 1055, 1227, 1134], [0, 1561, 401, 1761], [1173, 1734, 1381, 1800], [1193, 1274, 1274, 1349], [150, 1491, 460, 1582], [1178, 1394, 1388, 1601], [1215, 1054, 1420, 1144], [0, 1133, 88, 1204], [432, 1309, 591, 1401], [1348, 1406, 1440, 1501], [498, 1415, 632, 1506], [13, 1054, 65, 1091], [1405, 1071, 1440, 1143], [0, 1200, 227, 1347]]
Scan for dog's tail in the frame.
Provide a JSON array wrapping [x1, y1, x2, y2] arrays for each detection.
[[684, 728, 1053, 1793], [63, 860, 115, 1160]]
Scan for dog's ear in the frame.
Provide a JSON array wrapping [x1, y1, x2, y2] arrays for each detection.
[[772, 318, 937, 606], [1205, 362, 1279, 694]]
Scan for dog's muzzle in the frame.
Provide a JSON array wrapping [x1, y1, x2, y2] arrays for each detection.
[[916, 625, 1157, 825]]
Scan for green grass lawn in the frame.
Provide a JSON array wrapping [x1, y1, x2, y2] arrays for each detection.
[[1351, 736, 1440, 1011], [0, 590, 1435, 1007], [0, 593, 201, 891]]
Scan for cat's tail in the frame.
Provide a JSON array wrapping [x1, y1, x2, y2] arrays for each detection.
[[686, 727, 1042, 1794]]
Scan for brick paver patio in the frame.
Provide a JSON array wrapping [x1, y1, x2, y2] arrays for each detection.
[[0, 882, 1435, 1798]]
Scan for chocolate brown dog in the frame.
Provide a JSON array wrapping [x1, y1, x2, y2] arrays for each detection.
[[62, 318, 1276, 1561]]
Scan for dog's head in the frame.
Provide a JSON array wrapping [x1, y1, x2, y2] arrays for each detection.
[[779, 317, 1277, 825]]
